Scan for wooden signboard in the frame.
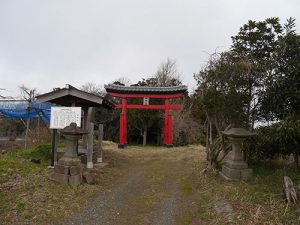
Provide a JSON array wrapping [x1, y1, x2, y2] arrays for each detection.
[[50, 107, 81, 129]]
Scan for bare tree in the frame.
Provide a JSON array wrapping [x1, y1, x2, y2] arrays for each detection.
[[112, 77, 131, 86], [80, 82, 105, 96], [19, 85, 36, 102], [154, 58, 182, 87], [18, 85, 37, 148]]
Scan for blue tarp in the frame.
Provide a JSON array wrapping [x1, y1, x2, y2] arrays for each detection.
[[0, 101, 52, 123]]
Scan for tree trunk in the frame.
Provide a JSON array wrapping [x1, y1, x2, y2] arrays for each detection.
[[143, 124, 147, 146], [205, 122, 209, 161], [294, 153, 299, 171], [156, 131, 160, 146]]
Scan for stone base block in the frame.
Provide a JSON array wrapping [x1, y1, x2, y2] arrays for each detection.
[[69, 166, 81, 175], [224, 160, 248, 169], [221, 164, 253, 181], [241, 168, 253, 181], [69, 174, 82, 186], [58, 157, 81, 166], [49, 172, 69, 184], [222, 165, 241, 180], [50, 158, 83, 186], [54, 165, 69, 175]]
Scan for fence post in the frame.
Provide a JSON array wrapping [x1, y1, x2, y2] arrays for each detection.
[[97, 124, 103, 163], [86, 122, 94, 169]]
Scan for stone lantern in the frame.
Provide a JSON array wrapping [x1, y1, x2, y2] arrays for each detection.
[[220, 127, 256, 181], [50, 123, 88, 186]]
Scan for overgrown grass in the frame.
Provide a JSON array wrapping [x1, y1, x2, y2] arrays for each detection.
[[0, 143, 129, 225], [188, 161, 300, 224]]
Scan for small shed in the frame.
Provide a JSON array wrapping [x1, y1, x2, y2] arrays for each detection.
[[36, 84, 114, 109], [36, 84, 115, 168]]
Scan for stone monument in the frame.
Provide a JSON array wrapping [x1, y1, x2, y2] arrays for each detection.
[[220, 127, 256, 181], [50, 123, 88, 186]]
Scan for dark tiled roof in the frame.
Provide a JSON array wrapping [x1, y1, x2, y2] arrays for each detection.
[[36, 84, 115, 109], [104, 84, 187, 94]]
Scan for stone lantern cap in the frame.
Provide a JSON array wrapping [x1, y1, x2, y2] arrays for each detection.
[[222, 127, 256, 138], [60, 122, 88, 136]]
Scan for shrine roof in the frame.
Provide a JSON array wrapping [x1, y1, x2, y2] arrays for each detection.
[[104, 84, 188, 94], [36, 84, 115, 109]]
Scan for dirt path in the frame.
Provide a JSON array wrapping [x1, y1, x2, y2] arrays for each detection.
[[61, 146, 204, 225]]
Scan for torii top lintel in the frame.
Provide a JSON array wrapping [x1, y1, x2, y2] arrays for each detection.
[[104, 84, 187, 99]]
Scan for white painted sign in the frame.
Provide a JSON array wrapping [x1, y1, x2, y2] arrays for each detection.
[[143, 97, 149, 105], [50, 107, 81, 129]]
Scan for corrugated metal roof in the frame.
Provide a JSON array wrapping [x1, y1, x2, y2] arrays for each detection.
[[104, 84, 187, 94]]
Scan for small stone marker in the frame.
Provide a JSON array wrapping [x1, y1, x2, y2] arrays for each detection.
[[83, 172, 96, 184], [214, 200, 233, 221]]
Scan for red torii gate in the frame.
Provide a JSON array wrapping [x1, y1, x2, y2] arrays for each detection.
[[104, 84, 187, 148]]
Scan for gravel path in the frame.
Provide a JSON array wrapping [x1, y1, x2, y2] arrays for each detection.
[[150, 182, 179, 225], [63, 168, 181, 225], [63, 166, 147, 225], [53, 147, 201, 225]]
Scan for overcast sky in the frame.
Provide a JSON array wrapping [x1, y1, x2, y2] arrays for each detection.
[[0, 0, 299, 97]]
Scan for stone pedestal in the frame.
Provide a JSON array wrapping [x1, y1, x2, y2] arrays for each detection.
[[50, 123, 87, 186], [220, 136, 253, 181], [51, 158, 83, 186]]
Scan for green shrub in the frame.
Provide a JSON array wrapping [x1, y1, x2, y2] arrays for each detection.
[[246, 117, 300, 163], [20, 144, 52, 164], [176, 130, 189, 146]]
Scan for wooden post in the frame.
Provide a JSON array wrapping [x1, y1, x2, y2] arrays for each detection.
[[51, 129, 58, 166], [37, 114, 40, 142], [97, 124, 104, 163], [87, 122, 94, 169], [82, 108, 88, 150]]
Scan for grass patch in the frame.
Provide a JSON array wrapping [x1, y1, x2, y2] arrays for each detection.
[[190, 161, 300, 224], [0, 143, 129, 225], [181, 179, 193, 196]]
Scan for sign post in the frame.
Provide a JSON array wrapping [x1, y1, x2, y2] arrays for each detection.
[[50, 107, 82, 166], [50, 107, 81, 129]]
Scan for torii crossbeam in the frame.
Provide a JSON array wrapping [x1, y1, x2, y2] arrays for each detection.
[[105, 84, 187, 148]]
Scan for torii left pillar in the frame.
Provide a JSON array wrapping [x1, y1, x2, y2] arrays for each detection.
[[163, 99, 173, 147], [118, 98, 127, 148]]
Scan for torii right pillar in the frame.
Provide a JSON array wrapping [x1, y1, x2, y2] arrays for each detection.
[[164, 99, 173, 147]]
